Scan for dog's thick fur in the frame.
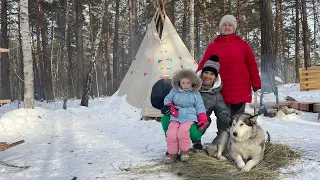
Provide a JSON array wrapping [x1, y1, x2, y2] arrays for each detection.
[[206, 113, 267, 172]]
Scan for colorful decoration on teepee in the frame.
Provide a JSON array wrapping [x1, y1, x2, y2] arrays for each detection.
[[193, 61, 197, 64], [148, 58, 151, 63], [180, 65, 183, 69], [130, 71, 133, 75], [161, 65, 165, 69], [179, 57, 182, 60], [153, 73, 157, 77], [169, 58, 173, 62], [144, 73, 147, 76], [136, 69, 139, 72], [170, 66, 174, 70], [158, 60, 162, 64], [134, 58, 136, 61]]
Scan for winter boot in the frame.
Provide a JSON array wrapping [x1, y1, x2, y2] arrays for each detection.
[[164, 154, 178, 164], [192, 140, 203, 150], [180, 151, 190, 162]]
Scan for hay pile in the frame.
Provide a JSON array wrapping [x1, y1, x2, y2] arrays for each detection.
[[169, 142, 301, 180], [130, 142, 300, 180]]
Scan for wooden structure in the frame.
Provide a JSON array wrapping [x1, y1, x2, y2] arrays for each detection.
[[291, 101, 320, 113], [0, 99, 11, 106], [299, 67, 320, 91]]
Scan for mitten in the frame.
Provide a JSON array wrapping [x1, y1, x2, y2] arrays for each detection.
[[166, 103, 179, 117], [161, 105, 171, 115], [197, 113, 208, 130], [252, 88, 260, 92]]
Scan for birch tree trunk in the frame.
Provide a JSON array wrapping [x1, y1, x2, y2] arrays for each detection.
[[20, 1, 34, 108], [189, 0, 194, 58], [81, 7, 104, 107]]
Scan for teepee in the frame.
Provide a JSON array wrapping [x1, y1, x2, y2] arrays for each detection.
[[118, 2, 198, 118]]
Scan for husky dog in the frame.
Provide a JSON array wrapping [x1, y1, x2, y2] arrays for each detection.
[[206, 113, 267, 172]]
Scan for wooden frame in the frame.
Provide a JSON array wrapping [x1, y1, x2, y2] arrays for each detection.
[[299, 66, 320, 91]]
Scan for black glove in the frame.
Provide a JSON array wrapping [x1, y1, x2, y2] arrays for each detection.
[[252, 88, 260, 92], [161, 105, 171, 115]]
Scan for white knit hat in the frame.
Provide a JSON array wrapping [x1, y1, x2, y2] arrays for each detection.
[[219, 15, 237, 31]]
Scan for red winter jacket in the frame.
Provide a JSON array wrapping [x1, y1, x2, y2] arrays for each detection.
[[196, 34, 261, 104]]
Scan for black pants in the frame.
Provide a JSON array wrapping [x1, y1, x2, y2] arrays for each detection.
[[226, 103, 246, 118]]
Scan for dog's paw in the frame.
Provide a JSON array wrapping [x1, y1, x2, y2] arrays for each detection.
[[205, 146, 216, 157], [217, 155, 227, 161], [237, 161, 245, 169], [241, 165, 252, 172]]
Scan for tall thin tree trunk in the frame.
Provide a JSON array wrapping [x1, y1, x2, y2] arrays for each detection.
[[259, 0, 276, 93], [189, 0, 194, 58], [129, 0, 137, 61], [274, 0, 279, 76], [279, 0, 287, 83], [50, 20, 55, 99], [236, 0, 241, 34], [112, 0, 120, 92], [182, 0, 188, 43], [195, 1, 201, 62], [62, 0, 70, 107], [229, 0, 232, 13], [75, 0, 84, 98], [295, 0, 300, 82], [21, 0, 34, 108], [311, 0, 317, 63], [0, 0, 10, 99], [35, 0, 45, 100], [103, 1, 112, 96], [202, 0, 210, 45], [81, 8, 104, 106], [301, 0, 311, 68], [18, 0, 24, 103], [41, 15, 53, 100]]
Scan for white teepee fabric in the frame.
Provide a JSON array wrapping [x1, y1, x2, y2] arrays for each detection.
[[118, 15, 198, 117]]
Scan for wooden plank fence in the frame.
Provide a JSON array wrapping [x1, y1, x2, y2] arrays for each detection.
[[299, 67, 320, 91]]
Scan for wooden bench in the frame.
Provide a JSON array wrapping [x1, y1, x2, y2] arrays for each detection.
[[0, 99, 11, 107]]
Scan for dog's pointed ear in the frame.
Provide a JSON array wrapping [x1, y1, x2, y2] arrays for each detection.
[[249, 115, 258, 125]]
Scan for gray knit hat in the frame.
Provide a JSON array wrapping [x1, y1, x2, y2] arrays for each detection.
[[219, 15, 237, 31], [202, 55, 220, 77]]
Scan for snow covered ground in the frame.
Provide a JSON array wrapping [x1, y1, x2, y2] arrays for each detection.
[[0, 84, 320, 180]]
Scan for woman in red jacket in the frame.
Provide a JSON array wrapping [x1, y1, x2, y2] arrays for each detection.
[[196, 15, 261, 117]]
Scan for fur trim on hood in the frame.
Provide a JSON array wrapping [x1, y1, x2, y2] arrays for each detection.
[[172, 69, 202, 91]]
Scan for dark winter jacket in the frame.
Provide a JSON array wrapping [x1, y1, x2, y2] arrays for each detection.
[[196, 33, 261, 104], [197, 72, 232, 131]]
